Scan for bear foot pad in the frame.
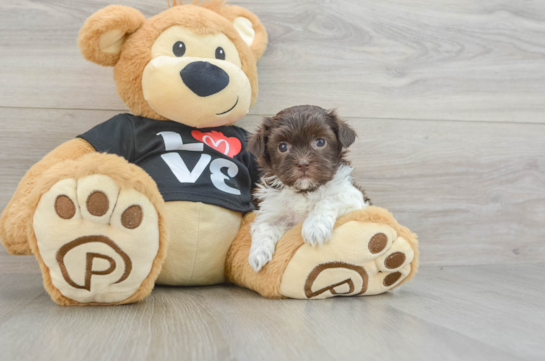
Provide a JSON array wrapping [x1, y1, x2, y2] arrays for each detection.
[[34, 174, 160, 304], [280, 221, 414, 299]]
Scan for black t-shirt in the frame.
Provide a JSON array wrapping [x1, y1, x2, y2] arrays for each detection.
[[78, 113, 259, 213]]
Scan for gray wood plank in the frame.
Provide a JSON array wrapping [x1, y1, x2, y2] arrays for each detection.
[[1, 107, 544, 266], [349, 117, 545, 267], [0, 248, 44, 323], [1, 1, 544, 360], [388, 263, 545, 358], [0, 247, 39, 275], [0, 260, 542, 361], [1, 0, 545, 122]]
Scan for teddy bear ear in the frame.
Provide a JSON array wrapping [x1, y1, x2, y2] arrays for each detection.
[[78, 5, 145, 67], [219, 5, 268, 61]]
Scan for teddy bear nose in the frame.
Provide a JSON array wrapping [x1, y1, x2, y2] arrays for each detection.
[[180, 61, 230, 97]]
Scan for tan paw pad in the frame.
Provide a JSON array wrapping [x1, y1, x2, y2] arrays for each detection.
[[363, 264, 411, 295], [375, 236, 414, 272], [76, 175, 119, 224]]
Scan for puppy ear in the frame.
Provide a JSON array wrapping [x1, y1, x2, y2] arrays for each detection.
[[248, 117, 271, 158], [219, 5, 268, 61], [78, 5, 145, 67], [329, 110, 357, 148]]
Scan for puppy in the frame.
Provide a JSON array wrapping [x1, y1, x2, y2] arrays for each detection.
[[247, 105, 371, 272]]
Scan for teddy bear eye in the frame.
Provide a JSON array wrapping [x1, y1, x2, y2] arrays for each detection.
[[173, 41, 186, 57], [278, 142, 289, 153], [215, 47, 226, 60]]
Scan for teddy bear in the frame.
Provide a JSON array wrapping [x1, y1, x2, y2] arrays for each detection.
[[0, 0, 419, 305]]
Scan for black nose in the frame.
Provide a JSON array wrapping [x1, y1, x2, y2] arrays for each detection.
[[180, 61, 230, 97], [298, 161, 310, 172]]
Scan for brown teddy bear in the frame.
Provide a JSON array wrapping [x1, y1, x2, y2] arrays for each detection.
[[0, 0, 419, 305]]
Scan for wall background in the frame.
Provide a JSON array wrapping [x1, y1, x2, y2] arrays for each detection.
[[1, 0, 544, 267]]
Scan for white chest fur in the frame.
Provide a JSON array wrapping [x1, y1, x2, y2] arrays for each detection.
[[254, 165, 367, 229], [249, 165, 369, 271]]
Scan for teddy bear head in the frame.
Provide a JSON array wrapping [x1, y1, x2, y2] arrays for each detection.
[[78, 0, 267, 128]]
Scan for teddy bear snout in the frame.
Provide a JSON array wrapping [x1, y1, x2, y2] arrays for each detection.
[[180, 61, 230, 97]]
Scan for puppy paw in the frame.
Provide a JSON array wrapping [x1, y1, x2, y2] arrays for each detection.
[[302, 214, 335, 246], [249, 242, 276, 272]]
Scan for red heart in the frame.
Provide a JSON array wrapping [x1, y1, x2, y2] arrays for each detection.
[[191, 130, 242, 158]]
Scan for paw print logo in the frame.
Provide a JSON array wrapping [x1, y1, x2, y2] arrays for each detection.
[[304, 262, 368, 298], [56, 236, 132, 291]]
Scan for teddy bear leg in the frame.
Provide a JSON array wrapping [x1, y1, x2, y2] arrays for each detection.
[[226, 207, 418, 299], [156, 201, 242, 286], [27, 152, 168, 306], [226, 212, 302, 298]]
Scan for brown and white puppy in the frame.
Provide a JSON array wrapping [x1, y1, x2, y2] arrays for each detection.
[[247, 105, 371, 271]]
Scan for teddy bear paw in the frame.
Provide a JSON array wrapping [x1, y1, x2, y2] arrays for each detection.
[[279, 220, 415, 299], [33, 174, 160, 304]]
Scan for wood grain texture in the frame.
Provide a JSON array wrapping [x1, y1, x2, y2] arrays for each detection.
[[1, 1, 544, 360], [1, 107, 544, 266], [0, 246, 543, 361], [1, 0, 545, 122]]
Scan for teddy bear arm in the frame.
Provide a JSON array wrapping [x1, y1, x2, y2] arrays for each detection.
[[0, 138, 96, 255]]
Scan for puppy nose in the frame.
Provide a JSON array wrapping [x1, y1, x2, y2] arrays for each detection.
[[298, 161, 310, 172], [180, 61, 230, 97]]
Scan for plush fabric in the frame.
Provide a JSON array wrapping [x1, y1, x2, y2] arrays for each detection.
[[333, 206, 420, 286], [226, 206, 419, 299], [97, 4, 267, 120], [156, 201, 242, 286], [141, 53, 252, 126], [219, 5, 268, 61], [24, 152, 169, 306], [34, 175, 161, 304], [279, 222, 413, 298], [226, 212, 306, 299], [78, 5, 145, 66]]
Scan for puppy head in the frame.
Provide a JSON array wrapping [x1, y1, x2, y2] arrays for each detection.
[[249, 105, 357, 192]]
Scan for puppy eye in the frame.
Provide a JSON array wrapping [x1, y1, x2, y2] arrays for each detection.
[[173, 41, 186, 57], [278, 142, 289, 153], [215, 47, 226, 60], [315, 138, 326, 147]]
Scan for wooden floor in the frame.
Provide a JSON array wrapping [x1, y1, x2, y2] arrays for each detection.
[[1, 249, 544, 361], [0, 0, 544, 360]]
